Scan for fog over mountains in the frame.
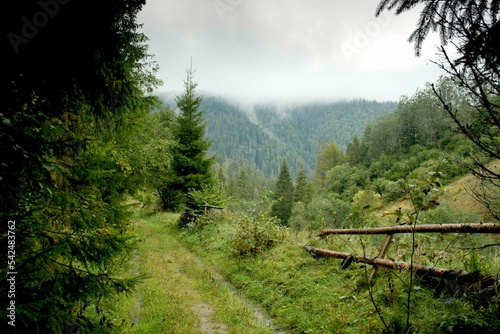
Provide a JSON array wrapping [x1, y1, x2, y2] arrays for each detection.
[[159, 93, 397, 177]]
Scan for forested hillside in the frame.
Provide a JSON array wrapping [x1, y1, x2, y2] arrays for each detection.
[[160, 93, 396, 177]]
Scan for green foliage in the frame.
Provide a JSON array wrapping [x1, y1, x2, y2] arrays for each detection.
[[219, 161, 273, 202], [294, 164, 312, 204], [0, 1, 160, 332], [290, 195, 353, 230], [419, 202, 482, 225], [126, 106, 176, 194], [134, 190, 156, 208], [324, 164, 369, 200], [345, 135, 364, 165], [189, 96, 396, 177], [314, 141, 345, 184], [181, 183, 229, 229], [352, 189, 382, 211], [349, 81, 463, 173], [372, 178, 407, 203], [271, 160, 295, 225], [159, 69, 214, 212], [230, 193, 286, 257]]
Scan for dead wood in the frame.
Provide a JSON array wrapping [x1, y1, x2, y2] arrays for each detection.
[[303, 245, 497, 285], [319, 223, 500, 237]]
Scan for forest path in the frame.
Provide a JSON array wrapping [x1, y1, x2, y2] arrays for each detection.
[[118, 212, 279, 333]]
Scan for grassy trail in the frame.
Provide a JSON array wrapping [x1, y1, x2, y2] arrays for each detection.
[[114, 211, 278, 334]]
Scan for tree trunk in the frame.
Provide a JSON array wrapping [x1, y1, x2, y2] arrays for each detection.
[[319, 223, 500, 237], [303, 245, 497, 284]]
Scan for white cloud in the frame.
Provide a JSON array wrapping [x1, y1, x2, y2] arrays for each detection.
[[137, 0, 445, 103]]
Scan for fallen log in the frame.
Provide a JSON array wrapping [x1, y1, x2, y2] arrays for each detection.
[[303, 245, 497, 284], [319, 223, 500, 237]]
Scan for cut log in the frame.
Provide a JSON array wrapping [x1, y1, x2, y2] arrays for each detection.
[[319, 223, 500, 237], [303, 245, 497, 284]]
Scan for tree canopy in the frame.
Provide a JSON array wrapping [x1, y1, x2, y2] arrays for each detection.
[[1, 1, 160, 331], [272, 160, 295, 225]]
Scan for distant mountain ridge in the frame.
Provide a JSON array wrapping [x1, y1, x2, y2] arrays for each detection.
[[158, 93, 397, 177]]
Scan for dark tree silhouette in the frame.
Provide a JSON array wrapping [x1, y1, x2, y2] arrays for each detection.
[[1, 1, 160, 331]]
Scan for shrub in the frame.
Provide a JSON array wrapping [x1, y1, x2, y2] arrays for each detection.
[[384, 179, 407, 202], [353, 189, 382, 211], [291, 195, 353, 230], [419, 202, 481, 225], [229, 193, 286, 257], [135, 189, 157, 208]]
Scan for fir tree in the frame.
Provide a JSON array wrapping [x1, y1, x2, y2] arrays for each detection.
[[271, 160, 294, 225], [0, 1, 160, 331], [294, 163, 311, 204], [345, 135, 364, 166], [160, 66, 214, 214]]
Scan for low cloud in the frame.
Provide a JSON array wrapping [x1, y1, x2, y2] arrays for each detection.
[[138, 0, 444, 104]]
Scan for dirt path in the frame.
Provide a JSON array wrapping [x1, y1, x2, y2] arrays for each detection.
[[123, 216, 281, 333], [191, 301, 228, 334]]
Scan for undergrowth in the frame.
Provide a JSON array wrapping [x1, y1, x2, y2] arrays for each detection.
[[172, 202, 500, 333]]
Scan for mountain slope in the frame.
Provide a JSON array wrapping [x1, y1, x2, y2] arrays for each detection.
[[202, 97, 396, 177], [377, 160, 500, 221], [158, 93, 397, 177], [252, 100, 397, 174]]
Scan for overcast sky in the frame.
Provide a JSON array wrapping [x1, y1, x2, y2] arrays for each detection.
[[137, 0, 445, 104]]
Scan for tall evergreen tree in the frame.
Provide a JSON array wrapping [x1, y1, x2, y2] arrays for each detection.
[[294, 163, 311, 204], [271, 160, 294, 225], [345, 135, 364, 166], [159, 66, 214, 212], [0, 0, 160, 332]]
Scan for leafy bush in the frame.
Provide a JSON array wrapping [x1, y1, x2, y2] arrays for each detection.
[[324, 164, 369, 200], [375, 178, 407, 202], [135, 189, 158, 208], [289, 195, 353, 230], [229, 194, 286, 257], [352, 189, 382, 211], [419, 202, 481, 225]]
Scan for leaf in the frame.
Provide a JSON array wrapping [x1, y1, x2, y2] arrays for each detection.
[[427, 200, 440, 209]]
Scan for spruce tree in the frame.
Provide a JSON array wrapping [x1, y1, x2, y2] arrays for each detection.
[[271, 160, 294, 225], [345, 135, 364, 166], [1, 1, 159, 331], [160, 66, 214, 214], [294, 163, 311, 204]]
